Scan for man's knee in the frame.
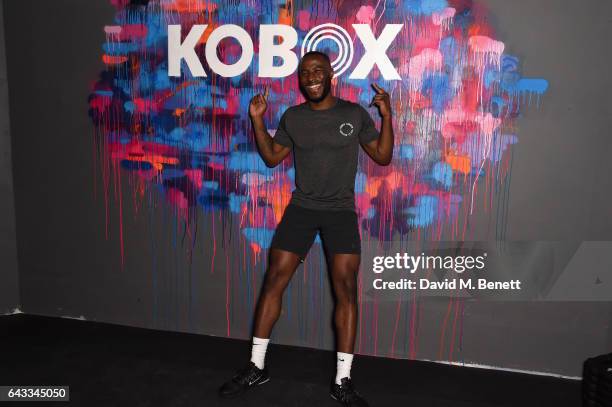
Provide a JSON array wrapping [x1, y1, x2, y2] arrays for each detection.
[[262, 258, 297, 295], [262, 268, 285, 292], [333, 272, 358, 304]]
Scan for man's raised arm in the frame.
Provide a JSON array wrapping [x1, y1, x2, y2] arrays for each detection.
[[361, 83, 394, 166], [249, 87, 291, 168]]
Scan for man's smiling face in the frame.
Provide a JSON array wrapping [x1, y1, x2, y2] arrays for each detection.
[[298, 54, 334, 103]]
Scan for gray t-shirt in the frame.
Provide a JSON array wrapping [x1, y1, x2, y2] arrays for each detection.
[[272, 97, 380, 211]]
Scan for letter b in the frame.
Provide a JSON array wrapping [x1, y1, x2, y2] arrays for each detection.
[[258, 25, 298, 78]]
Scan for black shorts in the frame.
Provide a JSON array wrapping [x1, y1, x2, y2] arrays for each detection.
[[270, 203, 361, 259]]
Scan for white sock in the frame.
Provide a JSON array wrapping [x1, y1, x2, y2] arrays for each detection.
[[250, 337, 270, 369], [335, 352, 354, 384]]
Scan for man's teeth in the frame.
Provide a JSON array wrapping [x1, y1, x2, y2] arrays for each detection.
[[307, 84, 322, 90]]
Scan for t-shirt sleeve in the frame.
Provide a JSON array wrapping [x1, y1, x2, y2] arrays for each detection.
[[272, 111, 293, 148], [358, 105, 380, 144]]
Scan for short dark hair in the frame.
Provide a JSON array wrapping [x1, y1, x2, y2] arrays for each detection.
[[299, 51, 331, 68]]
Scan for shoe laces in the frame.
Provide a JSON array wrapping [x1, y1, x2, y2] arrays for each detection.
[[233, 362, 261, 385], [337, 378, 361, 401]]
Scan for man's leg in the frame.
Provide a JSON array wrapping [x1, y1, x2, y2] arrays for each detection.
[[328, 253, 369, 406], [320, 206, 369, 406], [219, 203, 316, 398], [253, 248, 302, 339], [218, 248, 302, 398], [248, 248, 302, 370], [330, 253, 360, 354]]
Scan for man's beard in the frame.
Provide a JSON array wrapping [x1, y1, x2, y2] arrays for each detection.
[[301, 79, 331, 103]]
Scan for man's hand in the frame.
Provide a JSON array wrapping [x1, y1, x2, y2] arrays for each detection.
[[362, 83, 394, 166], [248, 86, 291, 168], [369, 83, 392, 118], [249, 87, 269, 119]]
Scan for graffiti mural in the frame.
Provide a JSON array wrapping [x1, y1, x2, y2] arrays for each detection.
[[89, 0, 547, 357]]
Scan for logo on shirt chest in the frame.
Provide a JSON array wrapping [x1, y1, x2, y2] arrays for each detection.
[[339, 122, 354, 137]]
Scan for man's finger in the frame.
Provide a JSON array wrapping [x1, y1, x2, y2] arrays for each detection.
[[371, 83, 385, 94], [263, 86, 269, 100]]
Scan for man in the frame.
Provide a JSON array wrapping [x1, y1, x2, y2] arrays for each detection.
[[219, 51, 393, 406]]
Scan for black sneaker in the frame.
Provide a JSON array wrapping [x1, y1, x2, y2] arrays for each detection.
[[218, 361, 270, 398], [330, 377, 370, 406]]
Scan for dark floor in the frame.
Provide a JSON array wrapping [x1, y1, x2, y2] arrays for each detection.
[[0, 314, 580, 407]]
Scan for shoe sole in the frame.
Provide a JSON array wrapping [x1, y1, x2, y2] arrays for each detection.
[[219, 377, 270, 399], [330, 391, 369, 406]]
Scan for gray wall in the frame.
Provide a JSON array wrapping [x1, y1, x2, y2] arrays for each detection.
[[0, 1, 19, 314], [488, 0, 612, 241], [3, 0, 611, 377], [453, 0, 612, 375]]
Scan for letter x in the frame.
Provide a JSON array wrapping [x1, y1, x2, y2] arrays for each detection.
[[349, 24, 403, 80]]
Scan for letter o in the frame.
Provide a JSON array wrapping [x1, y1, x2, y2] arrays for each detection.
[[205, 24, 253, 77]]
